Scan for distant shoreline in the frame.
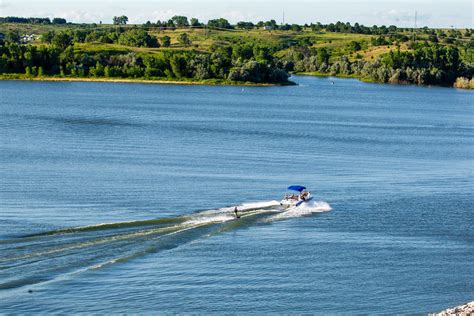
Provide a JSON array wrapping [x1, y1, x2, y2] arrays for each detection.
[[0, 75, 292, 87], [2, 74, 471, 90], [295, 72, 474, 90]]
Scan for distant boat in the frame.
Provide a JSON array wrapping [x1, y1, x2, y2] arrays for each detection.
[[280, 185, 313, 208]]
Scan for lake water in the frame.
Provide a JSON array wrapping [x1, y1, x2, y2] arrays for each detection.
[[0, 76, 473, 314]]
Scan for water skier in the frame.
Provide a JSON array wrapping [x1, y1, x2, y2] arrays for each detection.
[[234, 206, 240, 219]]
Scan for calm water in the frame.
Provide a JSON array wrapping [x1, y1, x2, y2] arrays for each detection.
[[0, 76, 473, 314]]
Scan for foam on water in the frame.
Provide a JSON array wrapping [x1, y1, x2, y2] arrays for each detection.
[[196, 200, 280, 216], [184, 214, 235, 225], [185, 201, 280, 225], [269, 200, 332, 220]]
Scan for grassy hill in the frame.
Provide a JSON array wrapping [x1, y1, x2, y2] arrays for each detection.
[[2, 23, 471, 60], [1, 21, 473, 87]]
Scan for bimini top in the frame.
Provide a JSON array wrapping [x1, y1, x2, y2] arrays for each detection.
[[287, 185, 306, 192]]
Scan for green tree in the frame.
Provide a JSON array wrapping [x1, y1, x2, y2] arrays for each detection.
[[237, 21, 254, 30], [90, 61, 105, 77], [269, 68, 289, 83], [371, 36, 389, 46], [41, 31, 55, 43], [232, 44, 254, 60], [5, 31, 20, 43], [161, 36, 171, 47], [253, 45, 272, 63], [190, 18, 200, 27], [104, 65, 111, 77], [59, 45, 75, 65], [52, 32, 73, 50], [170, 54, 188, 78], [171, 16, 189, 27], [178, 33, 191, 46], [290, 24, 302, 32], [317, 48, 330, 64], [113, 16, 128, 25], [207, 18, 232, 29], [118, 29, 158, 47], [264, 20, 278, 29], [348, 41, 362, 52], [52, 18, 67, 24]]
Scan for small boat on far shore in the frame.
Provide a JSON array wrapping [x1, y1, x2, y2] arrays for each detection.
[[280, 185, 313, 208]]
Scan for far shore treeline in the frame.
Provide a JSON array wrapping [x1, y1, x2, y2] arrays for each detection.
[[0, 15, 473, 88]]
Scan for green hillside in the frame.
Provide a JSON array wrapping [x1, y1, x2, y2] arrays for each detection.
[[1, 17, 473, 88]]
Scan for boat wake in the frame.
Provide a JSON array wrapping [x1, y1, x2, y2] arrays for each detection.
[[270, 200, 332, 220], [0, 200, 331, 292]]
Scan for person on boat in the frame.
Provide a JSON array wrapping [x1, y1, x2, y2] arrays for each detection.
[[300, 191, 309, 200], [234, 206, 240, 219]]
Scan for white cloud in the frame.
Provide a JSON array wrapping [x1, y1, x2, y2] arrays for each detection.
[[0, 0, 9, 9], [0, 0, 471, 28], [220, 10, 259, 22], [372, 9, 432, 27], [128, 9, 179, 24], [58, 10, 106, 23]]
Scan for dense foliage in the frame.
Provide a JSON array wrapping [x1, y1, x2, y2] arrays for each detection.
[[0, 35, 289, 84], [0, 16, 67, 24], [113, 16, 128, 25], [1, 17, 51, 24], [0, 16, 472, 87], [285, 44, 472, 86]]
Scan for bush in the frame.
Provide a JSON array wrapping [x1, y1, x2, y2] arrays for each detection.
[[178, 33, 191, 46], [161, 36, 171, 47], [348, 41, 362, 52], [269, 68, 289, 83], [453, 77, 474, 89], [52, 32, 73, 50], [118, 29, 159, 48]]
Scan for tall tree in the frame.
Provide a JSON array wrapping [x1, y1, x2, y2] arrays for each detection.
[[171, 16, 189, 27], [178, 33, 191, 46], [161, 36, 171, 47], [52, 18, 67, 24], [52, 32, 73, 50], [190, 18, 200, 27], [207, 18, 232, 29], [113, 16, 128, 25]]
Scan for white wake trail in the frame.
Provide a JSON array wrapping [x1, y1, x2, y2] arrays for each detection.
[[186, 201, 280, 225], [269, 200, 332, 221]]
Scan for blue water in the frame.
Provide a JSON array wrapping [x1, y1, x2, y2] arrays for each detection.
[[0, 76, 473, 314]]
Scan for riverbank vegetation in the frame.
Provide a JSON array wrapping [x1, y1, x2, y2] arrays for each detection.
[[1, 16, 472, 88]]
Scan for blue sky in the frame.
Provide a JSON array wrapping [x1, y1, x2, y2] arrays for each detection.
[[0, 0, 472, 28]]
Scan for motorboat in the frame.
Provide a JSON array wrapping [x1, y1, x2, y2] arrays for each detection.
[[280, 185, 313, 208]]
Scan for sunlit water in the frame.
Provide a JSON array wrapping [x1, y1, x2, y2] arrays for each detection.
[[0, 76, 473, 313]]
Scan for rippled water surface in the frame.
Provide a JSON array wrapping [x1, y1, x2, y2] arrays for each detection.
[[1, 76, 473, 314]]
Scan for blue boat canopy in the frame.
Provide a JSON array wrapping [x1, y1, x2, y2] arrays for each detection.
[[287, 185, 306, 192]]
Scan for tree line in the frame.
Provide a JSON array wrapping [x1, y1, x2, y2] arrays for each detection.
[[0, 16, 67, 24], [0, 33, 290, 84], [138, 16, 409, 34], [37, 27, 177, 48], [284, 43, 472, 86]]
